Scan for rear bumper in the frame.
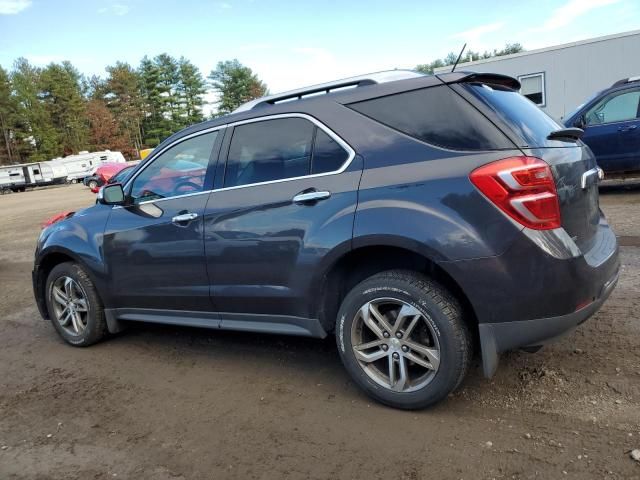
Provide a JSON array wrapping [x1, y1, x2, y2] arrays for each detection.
[[478, 266, 619, 377], [440, 214, 619, 378]]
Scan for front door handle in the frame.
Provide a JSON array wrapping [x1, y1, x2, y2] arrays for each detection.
[[618, 125, 638, 132], [292, 190, 331, 204], [172, 212, 198, 225]]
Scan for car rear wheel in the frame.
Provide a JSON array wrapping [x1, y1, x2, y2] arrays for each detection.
[[336, 270, 472, 409], [45, 262, 108, 347], [87, 179, 98, 189]]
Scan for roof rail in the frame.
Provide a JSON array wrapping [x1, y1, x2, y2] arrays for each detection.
[[233, 70, 425, 113], [612, 75, 640, 87]]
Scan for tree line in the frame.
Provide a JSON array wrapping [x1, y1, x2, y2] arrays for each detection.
[[0, 43, 524, 165], [0, 55, 267, 165], [415, 43, 524, 74]]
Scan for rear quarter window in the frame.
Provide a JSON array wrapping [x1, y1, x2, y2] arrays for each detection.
[[347, 85, 513, 151]]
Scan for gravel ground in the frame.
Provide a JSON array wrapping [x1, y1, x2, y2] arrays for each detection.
[[0, 183, 639, 480]]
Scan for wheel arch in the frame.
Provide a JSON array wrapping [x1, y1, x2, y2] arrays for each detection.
[[313, 242, 479, 340], [35, 247, 98, 320]]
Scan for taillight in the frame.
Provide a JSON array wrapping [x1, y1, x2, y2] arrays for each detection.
[[469, 156, 561, 230]]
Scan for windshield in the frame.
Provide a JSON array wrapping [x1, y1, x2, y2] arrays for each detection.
[[564, 91, 602, 122], [463, 83, 566, 148]]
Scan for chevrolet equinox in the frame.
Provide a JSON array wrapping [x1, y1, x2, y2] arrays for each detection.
[[33, 70, 620, 409]]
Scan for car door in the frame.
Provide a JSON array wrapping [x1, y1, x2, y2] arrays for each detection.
[[204, 115, 361, 321], [103, 127, 223, 312], [581, 88, 640, 174]]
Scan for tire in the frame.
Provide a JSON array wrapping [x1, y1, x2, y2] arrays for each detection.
[[335, 270, 472, 409], [45, 262, 108, 347], [87, 180, 98, 189]]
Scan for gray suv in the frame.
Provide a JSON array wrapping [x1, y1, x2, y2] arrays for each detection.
[[33, 70, 619, 409]]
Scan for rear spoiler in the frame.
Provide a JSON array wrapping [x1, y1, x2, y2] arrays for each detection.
[[436, 72, 521, 91]]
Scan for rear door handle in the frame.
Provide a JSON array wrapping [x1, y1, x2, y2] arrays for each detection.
[[292, 190, 331, 204], [172, 212, 198, 224], [618, 125, 638, 132]]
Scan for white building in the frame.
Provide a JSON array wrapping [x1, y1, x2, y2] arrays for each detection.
[[434, 30, 640, 120]]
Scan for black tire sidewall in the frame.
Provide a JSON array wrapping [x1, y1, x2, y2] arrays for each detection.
[[45, 262, 105, 347], [336, 275, 465, 409]]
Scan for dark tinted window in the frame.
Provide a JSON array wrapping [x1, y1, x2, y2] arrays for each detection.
[[463, 83, 563, 148], [312, 129, 349, 174], [348, 85, 512, 150], [225, 118, 314, 188]]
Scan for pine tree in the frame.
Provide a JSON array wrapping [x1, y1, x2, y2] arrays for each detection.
[[177, 57, 206, 127], [103, 62, 144, 153], [0, 66, 17, 164], [155, 53, 181, 134], [11, 58, 60, 161], [39, 61, 89, 155], [208, 59, 268, 115]]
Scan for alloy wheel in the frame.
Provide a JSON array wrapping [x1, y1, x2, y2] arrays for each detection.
[[50, 276, 89, 336], [351, 298, 440, 393]]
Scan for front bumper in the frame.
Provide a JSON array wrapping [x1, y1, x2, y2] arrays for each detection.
[[478, 266, 619, 377]]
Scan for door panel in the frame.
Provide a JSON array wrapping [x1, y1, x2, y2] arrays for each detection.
[[104, 194, 212, 310], [616, 118, 640, 172], [103, 128, 222, 311], [204, 162, 362, 317]]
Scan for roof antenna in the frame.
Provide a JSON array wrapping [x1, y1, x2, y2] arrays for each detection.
[[451, 43, 467, 72]]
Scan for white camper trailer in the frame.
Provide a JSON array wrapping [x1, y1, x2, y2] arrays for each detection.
[[39, 161, 68, 185], [0, 164, 27, 192], [52, 150, 126, 182], [0, 161, 68, 193]]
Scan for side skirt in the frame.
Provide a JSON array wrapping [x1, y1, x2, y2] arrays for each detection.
[[104, 308, 328, 339]]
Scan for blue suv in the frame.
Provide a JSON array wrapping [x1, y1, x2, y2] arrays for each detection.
[[565, 76, 640, 177], [33, 71, 619, 409]]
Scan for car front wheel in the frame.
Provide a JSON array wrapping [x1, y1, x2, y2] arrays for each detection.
[[45, 262, 108, 347], [87, 179, 98, 189], [336, 270, 472, 409]]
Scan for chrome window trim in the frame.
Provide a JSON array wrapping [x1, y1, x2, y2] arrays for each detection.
[[115, 113, 355, 208]]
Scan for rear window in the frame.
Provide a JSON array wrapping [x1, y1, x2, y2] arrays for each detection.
[[462, 83, 564, 148], [347, 85, 513, 151]]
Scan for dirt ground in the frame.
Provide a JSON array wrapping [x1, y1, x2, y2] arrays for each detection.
[[0, 183, 639, 480]]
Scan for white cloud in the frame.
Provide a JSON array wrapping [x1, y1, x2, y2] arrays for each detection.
[[98, 3, 130, 16], [451, 22, 505, 42], [534, 0, 620, 31], [0, 0, 31, 14]]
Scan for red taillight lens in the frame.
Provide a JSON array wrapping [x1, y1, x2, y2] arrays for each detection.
[[469, 156, 561, 230]]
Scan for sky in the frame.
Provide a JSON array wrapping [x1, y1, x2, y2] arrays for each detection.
[[1, 0, 639, 98]]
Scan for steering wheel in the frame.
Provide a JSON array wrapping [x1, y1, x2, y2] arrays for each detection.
[[173, 181, 200, 196]]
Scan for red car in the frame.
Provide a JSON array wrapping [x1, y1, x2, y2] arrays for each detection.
[[90, 162, 138, 193]]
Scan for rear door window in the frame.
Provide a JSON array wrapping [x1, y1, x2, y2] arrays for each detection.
[[224, 117, 351, 187], [347, 85, 513, 151]]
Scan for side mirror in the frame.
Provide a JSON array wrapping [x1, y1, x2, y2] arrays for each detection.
[[574, 115, 586, 129], [98, 183, 125, 205]]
